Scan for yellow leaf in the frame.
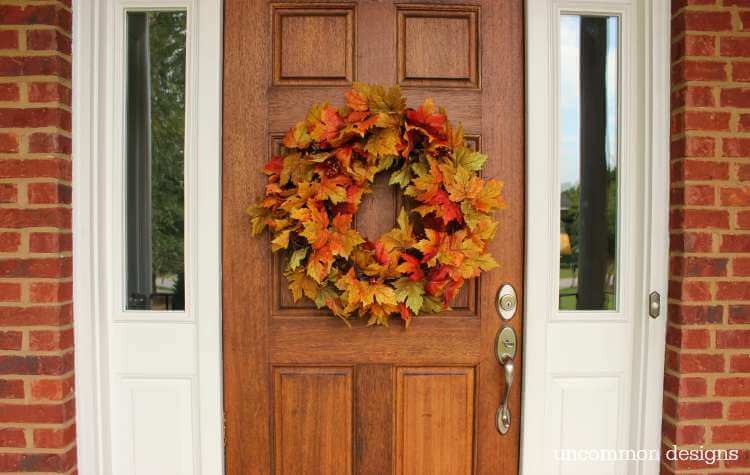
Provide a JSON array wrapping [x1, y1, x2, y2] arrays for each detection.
[[364, 127, 401, 158]]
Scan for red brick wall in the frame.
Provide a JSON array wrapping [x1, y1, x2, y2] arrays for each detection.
[[0, 1, 75, 473], [666, 0, 750, 472]]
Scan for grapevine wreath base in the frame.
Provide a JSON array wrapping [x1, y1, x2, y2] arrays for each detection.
[[248, 83, 505, 327]]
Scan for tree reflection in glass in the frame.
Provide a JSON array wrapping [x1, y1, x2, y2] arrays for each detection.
[[125, 11, 187, 311], [559, 15, 618, 311]]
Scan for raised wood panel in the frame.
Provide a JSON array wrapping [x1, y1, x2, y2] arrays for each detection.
[[273, 4, 355, 86], [395, 367, 475, 475], [273, 367, 354, 474], [397, 6, 479, 88]]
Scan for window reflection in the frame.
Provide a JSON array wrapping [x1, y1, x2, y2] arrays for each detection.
[[125, 11, 187, 311], [559, 15, 618, 311]]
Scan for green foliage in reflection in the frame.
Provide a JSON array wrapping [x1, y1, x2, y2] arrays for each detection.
[[148, 12, 186, 280], [559, 167, 618, 309]]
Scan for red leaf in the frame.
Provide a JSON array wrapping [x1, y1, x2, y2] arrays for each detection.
[[399, 302, 413, 323], [398, 253, 424, 281], [405, 99, 447, 138], [428, 189, 463, 226], [374, 241, 390, 265], [264, 155, 283, 176]]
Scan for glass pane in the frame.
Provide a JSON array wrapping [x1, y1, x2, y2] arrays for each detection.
[[125, 11, 187, 311], [558, 15, 618, 311]]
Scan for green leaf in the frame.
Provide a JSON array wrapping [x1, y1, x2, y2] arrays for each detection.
[[288, 247, 308, 270], [313, 284, 339, 309], [421, 295, 445, 314], [394, 278, 425, 314], [453, 147, 488, 172], [388, 164, 411, 188]]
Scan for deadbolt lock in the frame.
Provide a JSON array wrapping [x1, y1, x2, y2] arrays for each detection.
[[500, 294, 516, 312], [496, 284, 517, 320]]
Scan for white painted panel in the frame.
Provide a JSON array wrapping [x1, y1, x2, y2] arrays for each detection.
[[555, 377, 620, 475], [114, 378, 196, 475], [112, 323, 196, 375], [547, 323, 629, 373]]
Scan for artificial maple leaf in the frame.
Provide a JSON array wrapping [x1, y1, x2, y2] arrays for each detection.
[[445, 122, 465, 150], [415, 229, 444, 266], [398, 303, 413, 326], [283, 122, 312, 149], [374, 240, 390, 265], [345, 88, 369, 111], [299, 205, 330, 249], [246, 203, 271, 236], [424, 266, 464, 305], [334, 146, 353, 170], [472, 179, 506, 212], [452, 146, 488, 172], [287, 247, 308, 270], [380, 208, 415, 250], [441, 163, 483, 202], [306, 247, 334, 283], [315, 174, 350, 204], [339, 111, 379, 139], [309, 105, 345, 143], [429, 189, 463, 225], [286, 268, 319, 302], [364, 127, 402, 158], [396, 252, 424, 281], [388, 162, 412, 188], [457, 252, 499, 278], [280, 153, 314, 185], [405, 98, 447, 140], [404, 158, 443, 202], [352, 83, 406, 113], [394, 278, 425, 314], [271, 229, 291, 252], [330, 213, 364, 259], [264, 155, 283, 176]]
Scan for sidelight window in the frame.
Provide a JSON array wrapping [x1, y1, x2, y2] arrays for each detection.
[[558, 15, 619, 311], [124, 11, 187, 311]]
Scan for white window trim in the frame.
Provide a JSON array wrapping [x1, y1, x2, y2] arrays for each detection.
[[72, 0, 224, 473]]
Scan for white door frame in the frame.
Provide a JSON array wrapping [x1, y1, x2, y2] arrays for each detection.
[[71, 0, 668, 473], [522, 0, 670, 474]]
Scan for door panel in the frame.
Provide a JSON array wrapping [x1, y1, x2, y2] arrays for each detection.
[[222, 1, 524, 473], [273, 367, 354, 474]]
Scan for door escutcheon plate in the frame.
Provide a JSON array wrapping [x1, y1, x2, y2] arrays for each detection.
[[496, 284, 517, 320], [496, 326, 517, 363]]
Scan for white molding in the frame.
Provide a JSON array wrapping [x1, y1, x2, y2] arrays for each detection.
[[633, 1, 670, 473], [72, 1, 224, 473], [73, 1, 106, 472]]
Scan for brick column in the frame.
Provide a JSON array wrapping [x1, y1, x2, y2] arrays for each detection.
[[0, 2, 75, 473], [666, 0, 750, 472]]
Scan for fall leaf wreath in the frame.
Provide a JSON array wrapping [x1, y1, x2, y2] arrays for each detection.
[[248, 83, 506, 327]]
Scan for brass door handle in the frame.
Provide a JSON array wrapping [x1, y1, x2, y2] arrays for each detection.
[[496, 327, 517, 435]]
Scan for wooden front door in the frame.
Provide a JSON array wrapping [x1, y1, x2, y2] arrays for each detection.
[[222, 1, 524, 473]]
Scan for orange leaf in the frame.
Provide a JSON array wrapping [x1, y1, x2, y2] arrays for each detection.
[[345, 89, 369, 111]]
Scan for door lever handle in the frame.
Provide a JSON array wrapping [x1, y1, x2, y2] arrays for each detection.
[[497, 358, 514, 434], [495, 326, 517, 435]]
